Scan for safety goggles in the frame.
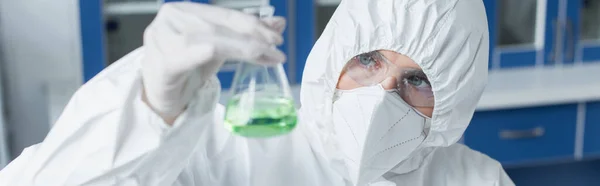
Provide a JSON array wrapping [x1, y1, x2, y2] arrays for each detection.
[[343, 51, 434, 107]]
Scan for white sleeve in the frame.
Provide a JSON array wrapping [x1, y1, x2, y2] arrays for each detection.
[[0, 48, 222, 186]]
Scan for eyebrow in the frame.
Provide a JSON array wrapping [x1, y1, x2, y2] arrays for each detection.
[[403, 68, 426, 76]]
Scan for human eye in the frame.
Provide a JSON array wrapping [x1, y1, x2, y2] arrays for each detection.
[[352, 51, 383, 70], [402, 70, 431, 89]]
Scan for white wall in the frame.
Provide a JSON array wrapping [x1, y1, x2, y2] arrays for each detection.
[[0, 61, 9, 167], [0, 0, 83, 158]]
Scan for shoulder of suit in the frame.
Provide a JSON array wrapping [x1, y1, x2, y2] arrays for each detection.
[[430, 144, 504, 181], [76, 47, 144, 97]]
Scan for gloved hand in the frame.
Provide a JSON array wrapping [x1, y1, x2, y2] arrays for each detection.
[[141, 2, 286, 124]]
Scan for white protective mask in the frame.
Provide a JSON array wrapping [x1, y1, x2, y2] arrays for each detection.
[[331, 85, 429, 185]]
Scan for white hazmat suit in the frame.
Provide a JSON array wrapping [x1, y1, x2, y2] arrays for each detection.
[[0, 0, 515, 185]]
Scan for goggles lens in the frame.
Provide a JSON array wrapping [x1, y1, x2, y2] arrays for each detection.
[[344, 51, 434, 107]]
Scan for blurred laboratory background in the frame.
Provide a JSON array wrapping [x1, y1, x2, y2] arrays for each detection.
[[0, 0, 600, 185]]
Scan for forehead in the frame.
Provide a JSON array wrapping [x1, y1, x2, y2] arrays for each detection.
[[378, 50, 422, 70]]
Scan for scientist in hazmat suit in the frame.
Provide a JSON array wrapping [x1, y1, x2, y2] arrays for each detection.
[[0, 0, 515, 185]]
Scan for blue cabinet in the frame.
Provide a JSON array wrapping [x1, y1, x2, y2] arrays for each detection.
[[584, 101, 600, 157], [483, 0, 600, 69], [483, 0, 559, 69], [566, 0, 600, 63], [465, 104, 578, 165], [506, 159, 600, 186], [79, 0, 105, 82]]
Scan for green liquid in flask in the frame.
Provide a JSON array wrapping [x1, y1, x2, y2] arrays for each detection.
[[224, 96, 297, 138]]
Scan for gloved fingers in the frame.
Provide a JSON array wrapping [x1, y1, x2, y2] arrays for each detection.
[[143, 19, 204, 76], [251, 16, 285, 44], [210, 33, 285, 64], [145, 21, 285, 79], [172, 44, 219, 75], [177, 32, 285, 71], [254, 47, 287, 65], [159, 2, 283, 46], [212, 35, 286, 65], [261, 17, 286, 34]]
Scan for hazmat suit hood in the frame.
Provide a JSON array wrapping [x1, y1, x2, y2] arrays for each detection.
[[299, 0, 489, 183]]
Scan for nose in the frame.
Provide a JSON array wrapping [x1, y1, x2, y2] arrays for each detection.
[[380, 76, 398, 90]]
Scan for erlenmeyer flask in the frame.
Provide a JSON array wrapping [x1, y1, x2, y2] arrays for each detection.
[[223, 6, 297, 138]]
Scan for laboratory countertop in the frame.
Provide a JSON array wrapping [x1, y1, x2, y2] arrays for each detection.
[[477, 62, 600, 111]]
